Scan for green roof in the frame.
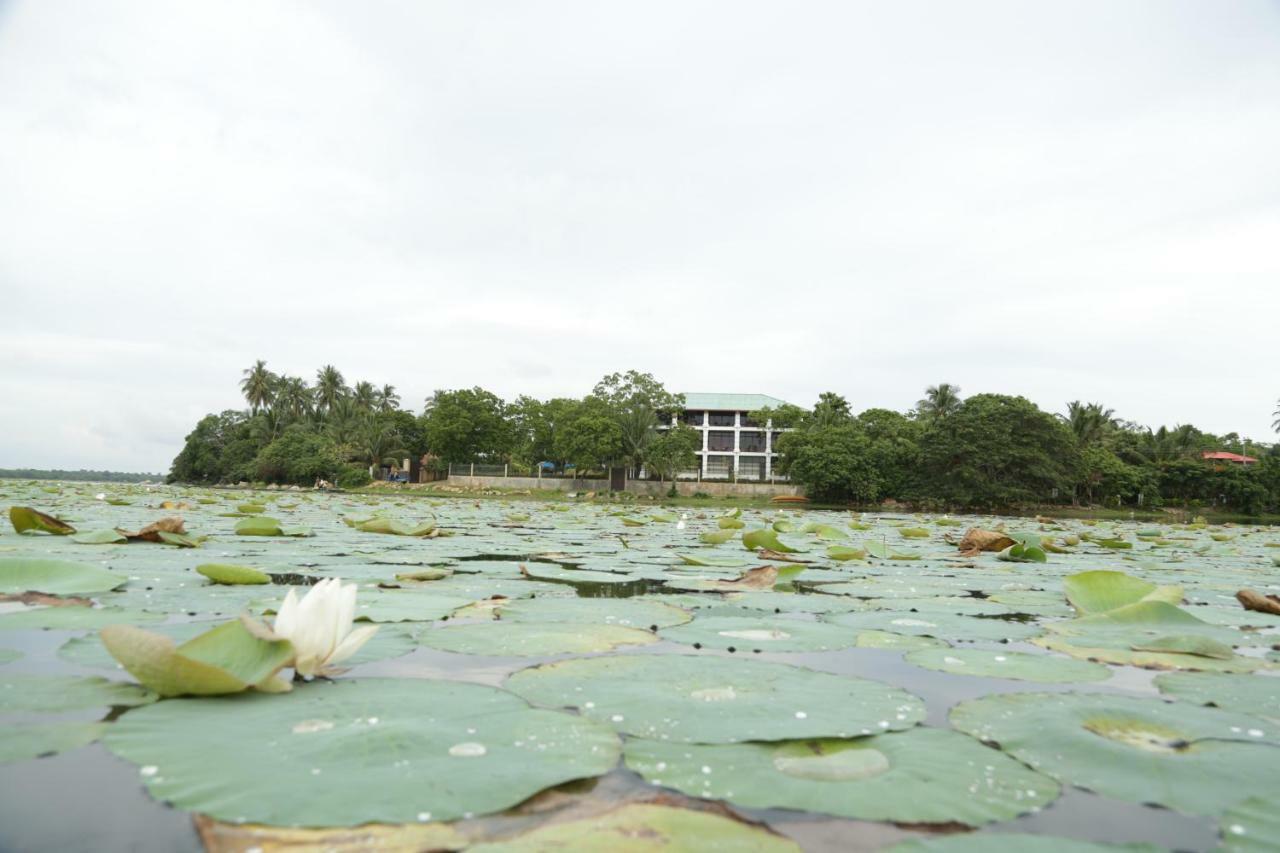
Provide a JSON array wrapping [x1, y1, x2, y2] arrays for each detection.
[[681, 393, 791, 412]]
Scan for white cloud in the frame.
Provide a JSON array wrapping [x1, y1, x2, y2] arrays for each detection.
[[1, 0, 1277, 471]]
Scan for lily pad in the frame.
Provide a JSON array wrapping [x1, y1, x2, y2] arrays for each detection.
[[1155, 672, 1280, 722], [823, 610, 1042, 643], [742, 529, 801, 553], [0, 722, 108, 764], [625, 727, 1059, 826], [101, 618, 294, 697], [0, 674, 156, 711], [420, 621, 658, 656], [904, 648, 1111, 683], [71, 529, 129, 545], [104, 678, 621, 826], [506, 654, 924, 743], [950, 691, 1280, 815], [234, 516, 285, 536], [196, 564, 271, 585], [888, 836, 1161, 853], [488, 597, 692, 629], [469, 802, 801, 852], [1064, 570, 1182, 615], [0, 558, 124, 596], [1220, 796, 1280, 853], [660, 616, 857, 652], [0, 605, 166, 631], [9, 506, 75, 535]]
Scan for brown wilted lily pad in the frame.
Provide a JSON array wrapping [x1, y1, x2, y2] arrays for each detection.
[[1236, 589, 1280, 616], [957, 528, 1015, 557], [116, 516, 186, 542]]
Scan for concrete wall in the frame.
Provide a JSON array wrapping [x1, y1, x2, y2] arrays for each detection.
[[442, 474, 803, 498]]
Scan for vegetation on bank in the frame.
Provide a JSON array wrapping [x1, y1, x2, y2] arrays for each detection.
[[0, 468, 161, 483], [168, 364, 1280, 515]]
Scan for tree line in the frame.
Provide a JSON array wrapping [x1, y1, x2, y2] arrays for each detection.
[[169, 366, 700, 489], [0, 468, 161, 483], [169, 365, 1280, 514]]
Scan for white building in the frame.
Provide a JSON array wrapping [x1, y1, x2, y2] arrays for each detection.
[[671, 393, 793, 481]]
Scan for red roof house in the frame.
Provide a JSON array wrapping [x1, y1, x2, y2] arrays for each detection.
[[1201, 451, 1258, 465]]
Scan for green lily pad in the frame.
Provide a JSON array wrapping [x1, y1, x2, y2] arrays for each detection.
[[488, 597, 692, 629], [822, 610, 1042, 643], [0, 605, 166, 631], [0, 674, 156, 711], [742, 529, 801, 553], [197, 564, 271, 585], [101, 618, 294, 697], [1064, 570, 1182, 615], [625, 727, 1059, 826], [826, 545, 866, 561], [9, 506, 75, 535], [904, 648, 1111, 683], [506, 654, 924, 743], [71, 529, 129, 545], [104, 678, 620, 826], [0, 558, 124, 596], [1155, 672, 1280, 722], [1220, 796, 1280, 853], [420, 621, 658, 656], [469, 802, 801, 852], [676, 554, 749, 568], [234, 516, 284, 536], [888, 835, 1161, 853], [853, 630, 947, 650], [700, 530, 737, 545], [0, 722, 108, 764], [660, 616, 857, 652], [950, 691, 1280, 815]]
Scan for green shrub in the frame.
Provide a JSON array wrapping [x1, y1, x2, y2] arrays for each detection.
[[335, 465, 373, 490]]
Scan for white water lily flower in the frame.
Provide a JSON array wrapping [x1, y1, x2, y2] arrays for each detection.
[[272, 578, 378, 679], [677, 513, 688, 530]]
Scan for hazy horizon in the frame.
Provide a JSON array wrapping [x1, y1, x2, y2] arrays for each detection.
[[2, 1, 1277, 472]]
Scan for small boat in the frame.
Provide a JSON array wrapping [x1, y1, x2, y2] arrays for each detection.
[[770, 495, 809, 504]]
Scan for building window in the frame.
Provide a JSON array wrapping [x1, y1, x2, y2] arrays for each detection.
[[739, 431, 766, 452], [705, 455, 733, 478], [738, 457, 765, 481], [771, 431, 784, 448], [707, 431, 735, 452], [708, 411, 735, 427], [682, 411, 704, 426], [740, 413, 759, 428]]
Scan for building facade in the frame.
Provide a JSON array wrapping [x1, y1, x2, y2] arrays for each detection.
[[671, 393, 792, 481]]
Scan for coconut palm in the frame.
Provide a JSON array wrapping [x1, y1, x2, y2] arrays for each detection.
[[315, 365, 347, 415], [376, 384, 401, 413], [274, 376, 314, 421], [325, 396, 363, 445], [1063, 401, 1116, 447], [917, 383, 962, 420], [353, 415, 407, 474], [240, 360, 276, 414], [352, 381, 377, 411]]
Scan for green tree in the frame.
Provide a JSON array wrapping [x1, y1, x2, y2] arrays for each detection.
[[422, 387, 512, 463], [644, 424, 701, 482], [273, 375, 314, 422], [916, 383, 963, 421], [811, 392, 853, 427], [351, 414, 408, 475], [1062, 401, 1117, 447], [240, 360, 276, 414], [591, 371, 684, 477], [776, 424, 880, 503], [917, 394, 1080, 507], [253, 425, 342, 485], [352, 381, 377, 411], [855, 408, 922, 500], [315, 365, 347, 415], [376, 384, 400, 413], [556, 398, 624, 474]]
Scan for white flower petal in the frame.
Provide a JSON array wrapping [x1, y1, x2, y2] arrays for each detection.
[[328, 623, 378, 666]]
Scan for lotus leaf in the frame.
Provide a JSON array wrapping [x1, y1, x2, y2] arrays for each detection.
[[660, 615, 857, 652], [0, 722, 108, 765], [950, 691, 1280, 815], [8, 506, 75, 535], [197, 564, 271, 585], [0, 558, 124, 596], [506, 654, 924, 743], [468, 802, 801, 852], [104, 678, 621, 826], [904, 647, 1110, 683], [1220, 796, 1280, 853], [625, 727, 1059, 826], [1155, 672, 1280, 722], [421, 621, 658, 656], [0, 673, 156, 711]]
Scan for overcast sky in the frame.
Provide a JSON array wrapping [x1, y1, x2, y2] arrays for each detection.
[[1, 1, 1277, 473]]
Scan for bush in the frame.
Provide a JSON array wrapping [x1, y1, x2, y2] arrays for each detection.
[[253, 426, 343, 486], [335, 465, 373, 490]]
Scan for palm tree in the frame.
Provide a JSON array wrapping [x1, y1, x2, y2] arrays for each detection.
[[1273, 398, 1279, 434], [353, 415, 407, 475], [917, 383, 962, 420], [274, 376, 314, 422], [324, 396, 363, 445], [376, 384, 401, 413], [315, 365, 347, 415], [1063, 401, 1116, 446], [240, 360, 276, 414], [618, 407, 659, 478], [352, 381, 377, 411]]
